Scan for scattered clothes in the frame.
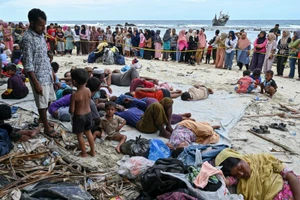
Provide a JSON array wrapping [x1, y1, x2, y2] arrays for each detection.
[[141, 158, 186, 197], [193, 161, 224, 189], [157, 191, 198, 200], [21, 181, 94, 200], [177, 144, 228, 166], [148, 139, 171, 161]]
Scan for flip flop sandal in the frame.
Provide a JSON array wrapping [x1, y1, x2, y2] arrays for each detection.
[[250, 127, 263, 134], [259, 125, 270, 134], [269, 123, 280, 130], [278, 123, 288, 132], [44, 129, 61, 139]]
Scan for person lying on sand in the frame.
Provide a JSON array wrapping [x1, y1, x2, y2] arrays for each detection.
[[181, 84, 213, 101]]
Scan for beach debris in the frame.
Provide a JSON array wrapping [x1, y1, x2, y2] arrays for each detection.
[[177, 73, 185, 76], [247, 129, 298, 155]]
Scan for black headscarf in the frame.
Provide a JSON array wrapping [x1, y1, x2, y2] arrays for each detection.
[[81, 25, 86, 35], [75, 25, 80, 35], [145, 29, 151, 40], [257, 31, 266, 44], [163, 29, 171, 42]]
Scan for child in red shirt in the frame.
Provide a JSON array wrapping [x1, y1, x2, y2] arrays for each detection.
[[205, 42, 213, 64]]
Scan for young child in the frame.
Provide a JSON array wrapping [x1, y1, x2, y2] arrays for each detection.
[[11, 44, 22, 64], [1, 64, 29, 99], [235, 70, 255, 94], [205, 42, 213, 64], [0, 104, 41, 142], [250, 68, 262, 86], [97, 101, 127, 153], [69, 68, 95, 157], [51, 62, 62, 90], [261, 70, 277, 98], [181, 85, 214, 101], [124, 34, 132, 57]]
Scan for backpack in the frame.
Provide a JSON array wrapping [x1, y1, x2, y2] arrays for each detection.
[[140, 158, 186, 197], [120, 135, 150, 158], [115, 54, 125, 65], [87, 52, 96, 63]]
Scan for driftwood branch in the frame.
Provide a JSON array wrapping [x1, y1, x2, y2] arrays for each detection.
[[247, 130, 298, 155]]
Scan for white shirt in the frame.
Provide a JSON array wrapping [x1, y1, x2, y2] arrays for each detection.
[[225, 38, 237, 53]]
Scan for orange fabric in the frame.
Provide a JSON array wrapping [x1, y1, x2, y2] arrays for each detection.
[[134, 90, 164, 101]]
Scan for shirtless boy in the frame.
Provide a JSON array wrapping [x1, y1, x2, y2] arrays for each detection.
[[69, 69, 95, 157]]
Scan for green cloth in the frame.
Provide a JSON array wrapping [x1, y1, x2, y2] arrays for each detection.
[[136, 103, 168, 133]]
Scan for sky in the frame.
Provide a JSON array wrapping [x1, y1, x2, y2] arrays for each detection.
[[0, 0, 298, 22]]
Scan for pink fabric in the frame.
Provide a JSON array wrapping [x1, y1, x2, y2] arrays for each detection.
[[178, 29, 187, 42], [3, 27, 13, 51], [193, 161, 224, 188], [178, 40, 188, 51], [198, 32, 206, 48], [155, 42, 162, 58], [253, 38, 267, 53], [236, 76, 254, 93]]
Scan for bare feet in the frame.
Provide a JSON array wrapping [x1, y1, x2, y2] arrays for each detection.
[[208, 88, 214, 94], [87, 150, 96, 157], [181, 113, 191, 118], [159, 130, 171, 139], [29, 127, 41, 137], [165, 142, 174, 150], [182, 117, 196, 121], [212, 125, 221, 129], [115, 146, 121, 153], [78, 152, 88, 158], [166, 125, 173, 133]]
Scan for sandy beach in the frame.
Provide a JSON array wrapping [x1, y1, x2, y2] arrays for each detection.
[[50, 54, 300, 173]]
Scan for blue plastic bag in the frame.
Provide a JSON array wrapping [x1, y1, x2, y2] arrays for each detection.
[[148, 139, 171, 161], [121, 65, 131, 72]]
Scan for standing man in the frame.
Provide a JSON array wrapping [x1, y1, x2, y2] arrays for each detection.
[[21, 8, 58, 137], [211, 29, 220, 65], [269, 24, 281, 41]]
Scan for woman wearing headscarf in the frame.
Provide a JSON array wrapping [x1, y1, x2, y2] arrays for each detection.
[[79, 25, 89, 55], [177, 29, 188, 62], [276, 30, 291, 76], [196, 28, 207, 64], [263, 33, 277, 73], [139, 30, 146, 59], [154, 30, 162, 60], [250, 31, 267, 71], [215, 33, 227, 68], [88, 26, 99, 53], [236, 33, 251, 70], [73, 25, 81, 55], [225, 30, 237, 70], [286, 30, 300, 79], [64, 26, 74, 55], [144, 29, 152, 60], [170, 29, 178, 61], [150, 30, 156, 59], [3, 23, 13, 51], [162, 29, 171, 61], [186, 30, 198, 63], [13, 24, 23, 44], [216, 148, 300, 200], [131, 30, 140, 57]]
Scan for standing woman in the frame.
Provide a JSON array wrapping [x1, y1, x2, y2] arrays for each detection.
[[263, 33, 277, 73], [80, 25, 89, 55], [177, 29, 188, 62], [150, 30, 156, 59], [144, 29, 152, 60], [154, 30, 162, 60], [250, 31, 267, 71], [276, 30, 291, 76], [236, 33, 251, 70], [55, 26, 65, 56], [215, 33, 227, 68], [3, 23, 13, 51], [196, 28, 206, 65], [170, 29, 178, 61], [139, 30, 146, 59], [162, 29, 171, 61], [186, 30, 198, 63], [89, 26, 99, 53], [286, 30, 300, 79], [73, 25, 81, 56], [64, 26, 74, 55], [224, 30, 237, 70]]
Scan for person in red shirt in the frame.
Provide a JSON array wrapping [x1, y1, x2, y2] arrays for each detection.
[[47, 23, 56, 55], [133, 87, 182, 101], [205, 41, 213, 64]]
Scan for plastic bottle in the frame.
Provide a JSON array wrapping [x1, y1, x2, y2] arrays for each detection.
[[290, 131, 296, 136]]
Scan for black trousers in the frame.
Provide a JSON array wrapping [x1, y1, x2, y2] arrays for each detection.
[[276, 55, 288, 76]]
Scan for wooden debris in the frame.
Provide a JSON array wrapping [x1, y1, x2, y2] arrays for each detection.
[[247, 130, 298, 155]]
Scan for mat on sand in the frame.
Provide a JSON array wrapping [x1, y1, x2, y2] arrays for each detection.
[[0, 83, 252, 146]]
